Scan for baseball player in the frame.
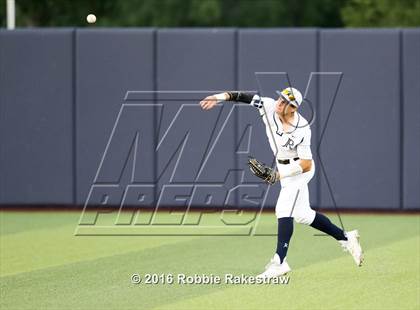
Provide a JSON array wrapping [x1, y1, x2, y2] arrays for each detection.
[[200, 87, 363, 279]]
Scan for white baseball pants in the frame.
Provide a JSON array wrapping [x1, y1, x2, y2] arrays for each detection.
[[275, 160, 316, 225]]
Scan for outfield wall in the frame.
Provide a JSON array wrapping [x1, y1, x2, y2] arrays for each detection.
[[0, 28, 419, 210]]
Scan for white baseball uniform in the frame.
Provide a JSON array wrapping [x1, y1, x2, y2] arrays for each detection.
[[250, 95, 316, 225]]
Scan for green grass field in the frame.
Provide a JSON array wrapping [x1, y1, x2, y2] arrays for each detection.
[[1, 211, 419, 310]]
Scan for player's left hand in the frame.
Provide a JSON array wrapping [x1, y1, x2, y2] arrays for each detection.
[[200, 95, 218, 110], [248, 157, 278, 185]]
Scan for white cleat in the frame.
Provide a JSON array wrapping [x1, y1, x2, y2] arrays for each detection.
[[339, 230, 364, 266], [256, 254, 291, 279]]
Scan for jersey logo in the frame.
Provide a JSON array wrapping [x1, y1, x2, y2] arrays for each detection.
[[282, 138, 294, 149]]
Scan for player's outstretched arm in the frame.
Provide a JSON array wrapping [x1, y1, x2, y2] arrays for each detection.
[[199, 94, 224, 110], [200, 92, 255, 110]]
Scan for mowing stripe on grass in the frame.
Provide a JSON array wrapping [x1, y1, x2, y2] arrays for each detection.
[[153, 236, 420, 310], [1, 213, 419, 310]]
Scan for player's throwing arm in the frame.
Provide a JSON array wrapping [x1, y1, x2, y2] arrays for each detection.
[[199, 91, 312, 181]]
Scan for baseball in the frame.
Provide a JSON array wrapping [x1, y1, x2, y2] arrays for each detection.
[[86, 14, 96, 24]]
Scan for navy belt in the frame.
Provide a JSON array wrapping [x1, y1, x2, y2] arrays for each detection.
[[277, 157, 299, 165]]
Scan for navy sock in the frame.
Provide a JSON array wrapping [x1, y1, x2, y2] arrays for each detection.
[[276, 217, 294, 264], [310, 212, 347, 241]]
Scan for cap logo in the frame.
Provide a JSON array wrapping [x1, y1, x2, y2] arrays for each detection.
[[282, 89, 295, 101]]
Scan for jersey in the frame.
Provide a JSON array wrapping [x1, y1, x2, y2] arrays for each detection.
[[249, 95, 313, 160]]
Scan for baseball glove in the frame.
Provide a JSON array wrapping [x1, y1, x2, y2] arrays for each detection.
[[247, 157, 277, 185]]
